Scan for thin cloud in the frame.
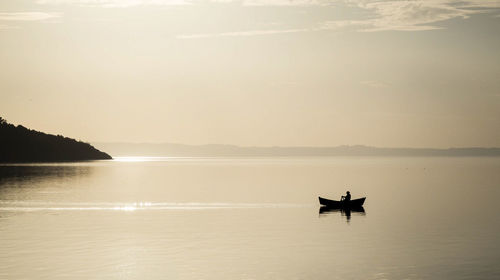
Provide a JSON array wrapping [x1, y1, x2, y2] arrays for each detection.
[[458, 0, 500, 9], [36, 0, 333, 6], [0, 12, 61, 21], [343, 0, 474, 32], [320, 1, 500, 32], [36, 0, 191, 7], [241, 0, 333, 6], [177, 27, 315, 39]]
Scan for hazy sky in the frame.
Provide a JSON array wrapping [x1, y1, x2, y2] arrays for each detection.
[[1, 0, 499, 147]]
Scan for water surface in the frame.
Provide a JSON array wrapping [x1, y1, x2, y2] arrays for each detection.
[[1, 157, 499, 279]]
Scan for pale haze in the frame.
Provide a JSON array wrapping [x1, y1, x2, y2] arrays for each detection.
[[1, 0, 499, 148]]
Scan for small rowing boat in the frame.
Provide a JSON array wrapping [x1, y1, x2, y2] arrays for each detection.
[[318, 196, 366, 208]]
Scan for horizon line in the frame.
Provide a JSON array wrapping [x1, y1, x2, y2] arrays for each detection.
[[91, 142, 500, 150]]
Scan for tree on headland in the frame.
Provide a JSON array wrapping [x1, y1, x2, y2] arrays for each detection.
[[0, 116, 112, 162]]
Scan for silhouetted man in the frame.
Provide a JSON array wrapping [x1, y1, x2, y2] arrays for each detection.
[[341, 191, 351, 202]]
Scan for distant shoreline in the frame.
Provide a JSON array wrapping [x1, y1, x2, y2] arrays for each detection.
[[93, 143, 500, 158]]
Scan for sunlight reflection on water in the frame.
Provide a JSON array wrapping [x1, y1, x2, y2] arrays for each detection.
[[0, 201, 312, 211]]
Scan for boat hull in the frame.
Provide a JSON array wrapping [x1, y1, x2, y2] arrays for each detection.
[[318, 196, 366, 208]]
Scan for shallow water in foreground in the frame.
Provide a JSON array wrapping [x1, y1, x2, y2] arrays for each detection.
[[1, 157, 499, 279]]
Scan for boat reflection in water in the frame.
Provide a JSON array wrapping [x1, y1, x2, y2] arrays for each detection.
[[319, 206, 366, 222]]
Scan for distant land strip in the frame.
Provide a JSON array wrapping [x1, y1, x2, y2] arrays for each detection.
[[0, 117, 112, 163], [93, 143, 500, 157]]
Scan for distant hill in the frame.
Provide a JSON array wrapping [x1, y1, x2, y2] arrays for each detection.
[[93, 142, 500, 157], [0, 117, 112, 162]]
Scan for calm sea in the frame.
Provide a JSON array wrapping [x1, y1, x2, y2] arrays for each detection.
[[1, 157, 499, 280]]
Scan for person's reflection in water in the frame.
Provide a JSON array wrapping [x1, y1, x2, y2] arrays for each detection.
[[342, 208, 352, 222]]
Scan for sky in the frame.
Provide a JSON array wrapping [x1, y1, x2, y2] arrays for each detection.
[[1, 0, 499, 148]]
